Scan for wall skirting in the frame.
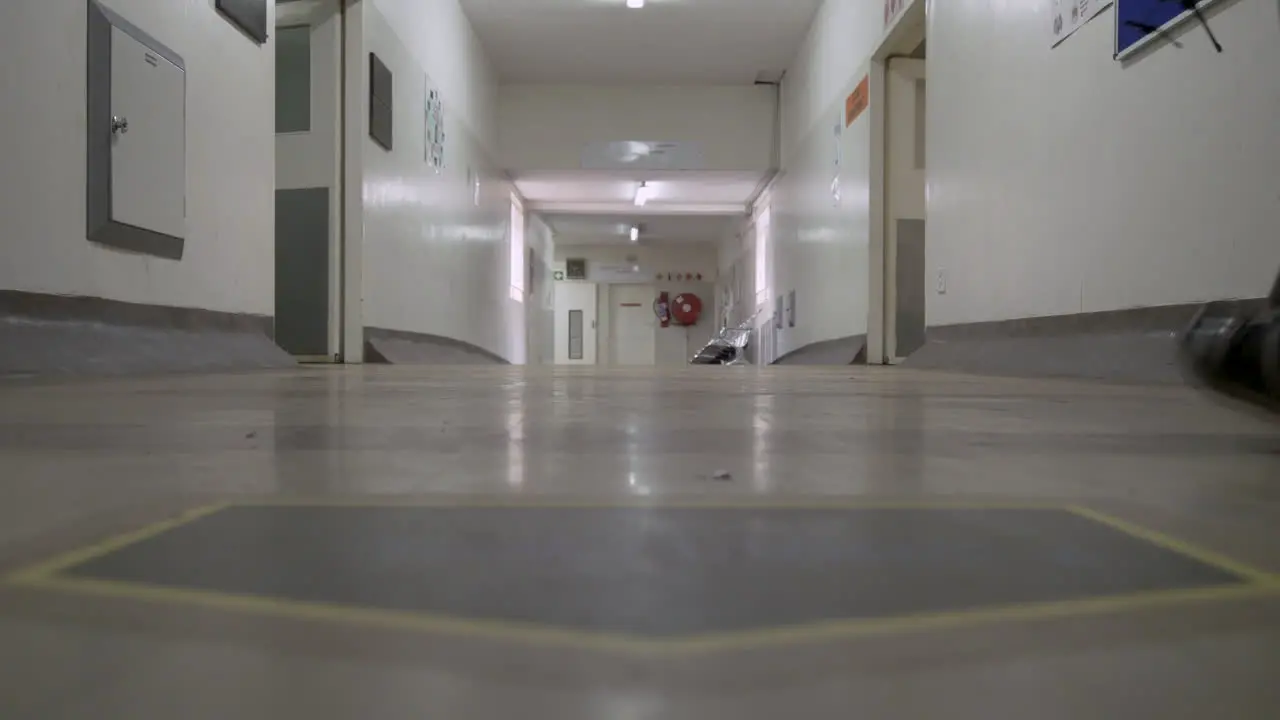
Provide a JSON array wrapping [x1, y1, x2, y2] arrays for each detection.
[[903, 300, 1269, 384], [0, 290, 291, 379], [364, 327, 510, 365], [772, 335, 867, 365]]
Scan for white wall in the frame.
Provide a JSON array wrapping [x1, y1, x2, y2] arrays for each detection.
[[526, 215, 557, 365], [748, 0, 883, 359], [928, 0, 1280, 324], [499, 85, 778, 173], [0, 0, 275, 316], [360, 0, 525, 361], [770, 90, 874, 358], [780, 0, 887, 167]]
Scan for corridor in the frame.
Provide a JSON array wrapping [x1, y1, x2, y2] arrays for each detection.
[[2, 0, 1279, 715], [1, 365, 1279, 718]]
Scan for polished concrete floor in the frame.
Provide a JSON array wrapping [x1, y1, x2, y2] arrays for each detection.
[[1, 364, 1279, 718]]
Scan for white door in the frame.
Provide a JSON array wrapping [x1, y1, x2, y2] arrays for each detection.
[[554, 282, 598, 364], [883, 56, 927, 363], [610, 285, 656, 366]]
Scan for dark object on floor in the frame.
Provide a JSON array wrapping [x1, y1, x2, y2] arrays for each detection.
[[1178, 270, 1280, 418]]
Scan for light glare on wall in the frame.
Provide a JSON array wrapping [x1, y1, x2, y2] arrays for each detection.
[[630, 226, 639, 242], [626, 0, 645, 8]]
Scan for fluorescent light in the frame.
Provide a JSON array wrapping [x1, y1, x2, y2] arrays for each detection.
[[633, 181, 653, 206], [626, 0, 645, 8], [630, 226, 639, 242]]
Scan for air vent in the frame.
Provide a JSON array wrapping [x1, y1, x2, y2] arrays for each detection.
[[565, 258, 587, 280]]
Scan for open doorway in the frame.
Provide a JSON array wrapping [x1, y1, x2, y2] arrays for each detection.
[[868, 0, 927, 364], [274, 0, 343, 361]]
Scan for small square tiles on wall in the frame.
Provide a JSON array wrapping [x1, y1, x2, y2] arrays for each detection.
[[368, 53, 393, 151]]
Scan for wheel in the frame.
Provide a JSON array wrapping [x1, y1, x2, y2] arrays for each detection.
[[1177, 302, 1243, 384], [1262, 319, 1280, 396]]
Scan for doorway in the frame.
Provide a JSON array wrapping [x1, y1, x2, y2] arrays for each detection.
[[554, 282, 598, 365], [885, 54, 926, 362], [869, 0, 927, 364], [274, 1, 343, 361], [275, 188, 330, 356], [609, 284, 656, 366]]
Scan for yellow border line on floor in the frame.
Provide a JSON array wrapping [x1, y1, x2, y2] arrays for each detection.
[[5, 503, 230, 585], [11, 573, 1274, 657], [663, 583, 1277, 653], [5, 500, 1280, 656], [1065, 505, 1280, 587]]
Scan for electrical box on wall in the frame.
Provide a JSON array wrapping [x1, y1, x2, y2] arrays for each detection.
[[565, 258, 587, 280], [87, 0, 187, 260]]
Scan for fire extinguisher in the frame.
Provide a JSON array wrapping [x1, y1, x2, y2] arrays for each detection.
[[654, 291, 671, 328]]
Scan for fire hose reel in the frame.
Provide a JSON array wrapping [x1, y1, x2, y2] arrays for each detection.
[[672, 293, 703, 326]]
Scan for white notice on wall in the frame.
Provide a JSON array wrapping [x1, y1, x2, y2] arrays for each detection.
[[590, 262, 649, 284], [1051, 0, 1113, 47]]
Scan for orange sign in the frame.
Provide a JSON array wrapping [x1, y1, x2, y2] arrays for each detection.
[[845, 75, 869, 127]]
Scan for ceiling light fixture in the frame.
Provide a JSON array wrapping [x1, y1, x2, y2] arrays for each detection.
[[633, 181, 653, 207], [630, 226, 640, 242], [626, 0, 645, 8]]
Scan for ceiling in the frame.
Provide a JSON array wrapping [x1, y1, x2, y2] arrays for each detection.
[[458, 0, 824, 84], [515, 170, 757, 245], [515, 170, 761, 208], [545, 213, 740, 246], [465, 1, 799, 246]]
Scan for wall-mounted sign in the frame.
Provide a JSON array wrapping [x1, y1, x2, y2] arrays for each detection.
[[845, 75, 869, 127], [425, 80, 445, 170], [1052, 0, 1112, 48], [554, 270, 565, 281], [593, 262, 648, 284]]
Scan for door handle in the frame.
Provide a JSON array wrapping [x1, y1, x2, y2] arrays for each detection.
[[111, 116, 129, 135]]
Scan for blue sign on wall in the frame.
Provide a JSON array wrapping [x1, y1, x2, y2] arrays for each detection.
[[1115, 0, 1225, 60]]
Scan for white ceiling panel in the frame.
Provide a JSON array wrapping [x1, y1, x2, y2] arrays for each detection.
[[546, 212, 740, 246], [459, 0, 823, 83], [514, 170, 764, 206]]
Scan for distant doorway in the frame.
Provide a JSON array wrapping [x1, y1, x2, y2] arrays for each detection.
[[555, 282, 598, 365], [274, 1, 342, 361], [869, 2, 927, 364]]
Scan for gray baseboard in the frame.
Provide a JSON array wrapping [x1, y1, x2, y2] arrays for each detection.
[[364, 327, 509, 365], [903, 300, 1268, 384], [773, 335, 867, 365], [0, 290, 294, 380]]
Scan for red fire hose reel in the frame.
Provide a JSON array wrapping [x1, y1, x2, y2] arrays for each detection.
[[654, 291, 703, 327], [672, 292, 703, 326]]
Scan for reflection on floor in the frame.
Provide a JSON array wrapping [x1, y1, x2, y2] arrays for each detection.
[[1, 365, 1279, 719]]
